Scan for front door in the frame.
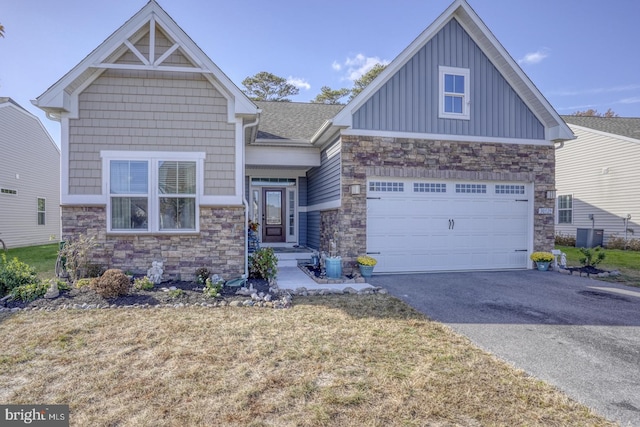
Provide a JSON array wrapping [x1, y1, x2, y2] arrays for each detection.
[[262, 188, 286, 243]]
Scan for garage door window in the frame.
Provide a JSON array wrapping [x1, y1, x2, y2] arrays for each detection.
[[495, 184, 525, 194], [455, 183, 487, 194], [414, 183, 447, 193], [369, 182, 404, 192]]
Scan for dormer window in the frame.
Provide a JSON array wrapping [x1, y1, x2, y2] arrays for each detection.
[[439, 66, 470, 120]]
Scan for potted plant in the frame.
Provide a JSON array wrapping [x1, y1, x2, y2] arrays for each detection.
[[356, 255, 377, 278], [530, 251, 554, 271]]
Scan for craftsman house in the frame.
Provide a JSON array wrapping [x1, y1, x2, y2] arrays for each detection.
[[33, 0, 573, 279]]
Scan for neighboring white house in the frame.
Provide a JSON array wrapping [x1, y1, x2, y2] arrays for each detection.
[[0, 97, 61, 248], [556, 116, 640, 246]]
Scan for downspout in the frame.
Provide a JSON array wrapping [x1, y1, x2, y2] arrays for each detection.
[[242, 115, 260, 278]]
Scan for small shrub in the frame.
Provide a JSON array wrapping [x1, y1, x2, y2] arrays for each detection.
[[59, 235, 97, 283], [195, 267, 210, 285], [0, 253, 39, 296], [168, 288, 184, 298], [10, 281, 49, 302], [555, 233, 576, 247], [249, 247, 278, 281], [75, 278, 92, 288], [579, 247, 606, 267], [203, 276, 223, 298], [133, 276, 154, 291], [91, 269, 130, 298], [57, 279, 71, 291]]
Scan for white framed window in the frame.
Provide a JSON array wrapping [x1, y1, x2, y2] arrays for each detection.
[[557, 195, 573, 224], [102, 151, 204, 233], [439, 66, 470, 120], [37, 198, 46, 225]]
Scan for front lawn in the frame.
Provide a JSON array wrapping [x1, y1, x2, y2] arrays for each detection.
[[0, 295, 613, 426], [556, 245, 640, 287], [5, 243, 58, 279]]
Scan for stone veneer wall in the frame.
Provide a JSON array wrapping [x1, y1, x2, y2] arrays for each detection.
[[61, 206, 245, 281], [328, 135, 556, 273]]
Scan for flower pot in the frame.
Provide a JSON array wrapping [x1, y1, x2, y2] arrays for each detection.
[[325, 257, 342, 279], [536, 261, 550, 271], [359, 264, 374, 278]]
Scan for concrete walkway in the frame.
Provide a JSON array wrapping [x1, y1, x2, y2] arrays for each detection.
[[276, 266, 373, 292]]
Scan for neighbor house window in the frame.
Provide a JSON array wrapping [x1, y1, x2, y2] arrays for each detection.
[[37, 198, 46, 225], [103, 152, 203, 233], [439, 66, 470, 120], [557, 195, 573, 224]]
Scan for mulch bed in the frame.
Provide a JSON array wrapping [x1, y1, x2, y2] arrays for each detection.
[[1, 278, 271, 310]]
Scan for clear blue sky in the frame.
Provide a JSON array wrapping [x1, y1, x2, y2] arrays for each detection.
[[1, 0, 639, 147]]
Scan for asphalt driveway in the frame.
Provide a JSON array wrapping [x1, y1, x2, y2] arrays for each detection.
[[368, 270, 640, 426]]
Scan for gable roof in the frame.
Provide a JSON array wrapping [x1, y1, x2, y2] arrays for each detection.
[[0, 98, 61, 155], [255, 101, 344, 142], [562, 116, 640, 142], [33, 0, 256, 121], [330, 0, 573, 143]]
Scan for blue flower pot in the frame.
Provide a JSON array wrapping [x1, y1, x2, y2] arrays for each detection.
[[536, 261, 550, 271], [359, 265, 374, 278]]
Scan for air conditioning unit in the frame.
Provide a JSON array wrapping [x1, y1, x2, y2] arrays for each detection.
[[576, 228, 604, 248]]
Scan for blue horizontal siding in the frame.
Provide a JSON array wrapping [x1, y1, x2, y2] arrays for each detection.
[[306, 140, 341, 206], [353, 18, 544, 140]]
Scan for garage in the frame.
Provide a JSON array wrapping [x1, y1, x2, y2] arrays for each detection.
[[366, 179, 532, 273]]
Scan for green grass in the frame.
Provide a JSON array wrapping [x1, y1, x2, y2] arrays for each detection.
[[556, 245, 640, 287], [5, 243, 59, 279]]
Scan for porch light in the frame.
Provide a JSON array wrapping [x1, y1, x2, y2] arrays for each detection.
[[546, 189, 556, 199], [350, 184, 361, 195]]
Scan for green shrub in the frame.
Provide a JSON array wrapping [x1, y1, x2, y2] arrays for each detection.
[[168, 288, 184, 298], [579, 247, 606, 267], [10, 280, 50, 302], [0, 253, 39, 296], [133, 276, 154, 291], [75, 278, 92, 288], [91, 269, 130, 298], [249, 247, 278, 281], [203, 276, 223, 298], [555, 233, 576, 247], [85, 263, 106, 278]]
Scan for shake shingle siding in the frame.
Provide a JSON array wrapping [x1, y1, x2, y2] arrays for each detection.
[[69, 69, 236, 196], [353, 18, 544, 140]]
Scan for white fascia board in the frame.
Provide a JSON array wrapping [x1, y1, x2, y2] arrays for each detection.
[[341, 128, 553, 146], [246, 145, 320, 168]]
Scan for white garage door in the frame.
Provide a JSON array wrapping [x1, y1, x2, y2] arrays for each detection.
[[366, 179, 532, 273]]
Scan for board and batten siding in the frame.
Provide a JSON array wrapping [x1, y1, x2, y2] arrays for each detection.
[[353, 18, 544, 140], [555, 126, 640, 244], [68, 68, 236, 196], [0, 103, 60, 248]]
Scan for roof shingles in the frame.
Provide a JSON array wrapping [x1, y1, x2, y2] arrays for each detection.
[[562, 116, 640, 141], [255, 101, 344, 141]]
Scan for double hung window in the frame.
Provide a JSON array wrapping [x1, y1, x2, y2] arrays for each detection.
[[439, 66, 470, 120], [104, 152, 203, 233], [557, 195, 573, 224]]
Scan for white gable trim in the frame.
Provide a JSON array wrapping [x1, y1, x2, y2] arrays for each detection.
[[34, 1, 256, 121], [332, 0, 573, 142]]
